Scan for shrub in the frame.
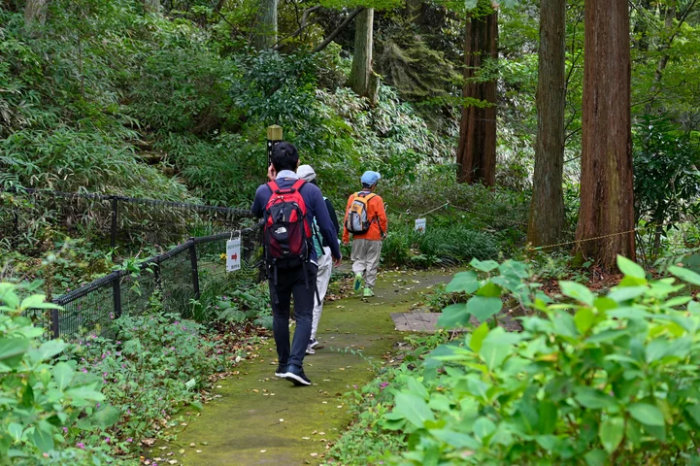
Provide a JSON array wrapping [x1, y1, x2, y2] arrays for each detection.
[[67, 309, 227, 449], [383, 257, 700, 464], [0, 282, 117, 463]]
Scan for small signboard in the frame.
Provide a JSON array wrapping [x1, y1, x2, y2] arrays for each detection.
[[414, 218, 427, 233], [226, 238, 241, 272]]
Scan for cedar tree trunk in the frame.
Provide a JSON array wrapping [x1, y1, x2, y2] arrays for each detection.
[[253, 0, 278, 50], [527, 0, 566, 246], [348, 8, 375, 99], [456, 9, 498, 186], [576, 0, 636, 268]]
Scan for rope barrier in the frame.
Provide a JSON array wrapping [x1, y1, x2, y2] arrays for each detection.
[[533, 228, 638, 251]]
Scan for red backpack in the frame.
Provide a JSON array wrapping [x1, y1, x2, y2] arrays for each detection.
[[263, 179, 312, 270]]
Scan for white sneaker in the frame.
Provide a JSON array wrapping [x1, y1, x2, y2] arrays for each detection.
[[305, 345, 315, 355]]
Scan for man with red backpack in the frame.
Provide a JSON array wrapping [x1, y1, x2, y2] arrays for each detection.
[[251, 142, 342, 386], [342, 171, 388, 298]]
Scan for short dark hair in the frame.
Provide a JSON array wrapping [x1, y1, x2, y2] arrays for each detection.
[[271, 142, 299, 172], [362, 183, 373, 189]]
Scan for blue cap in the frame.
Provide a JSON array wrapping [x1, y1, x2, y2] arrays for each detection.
[[361, 171, 381, 186]]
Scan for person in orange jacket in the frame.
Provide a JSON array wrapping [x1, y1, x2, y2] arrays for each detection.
[[342, 171, 388, 297]]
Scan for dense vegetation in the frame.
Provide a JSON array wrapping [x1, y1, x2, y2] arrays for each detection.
[[1, 0, 699, 462]]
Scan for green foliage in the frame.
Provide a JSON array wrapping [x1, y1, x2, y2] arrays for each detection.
[[381, 223, 499, 268], [0, 283, 116, 463], [633, 115, 700, 243], [381, 257, 700, 463], [66, 309, 227, 450]]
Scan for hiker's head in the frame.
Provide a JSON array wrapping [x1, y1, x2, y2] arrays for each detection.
[[297, 164, 317, 185], [361, 170, 381, 190], [271, 142, 299, 172]]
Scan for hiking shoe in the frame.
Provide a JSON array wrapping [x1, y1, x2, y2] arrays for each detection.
[[353, 273, 363, 291], [363, 287, 374, 297], [275, 363, 287, 377], [305, 345, 315, 355], [283, 365, 311, 386], [309, 338, 319, 349]]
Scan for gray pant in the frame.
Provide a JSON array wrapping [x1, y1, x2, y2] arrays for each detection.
[[351, 239, 382, 289]]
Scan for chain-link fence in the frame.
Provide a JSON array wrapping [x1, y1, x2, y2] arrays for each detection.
[[0, 186, 253, 251], [50, 226, 262, 338]]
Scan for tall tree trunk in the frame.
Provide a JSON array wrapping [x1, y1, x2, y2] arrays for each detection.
[[253, 0, 278, 50], [24, 0, 48, 28], [348, 8, 375, 98], [576, 0, 635, 268], [527, 0, 566, 246], [144, 0, 161, 13], [456, 9, 498, 186]]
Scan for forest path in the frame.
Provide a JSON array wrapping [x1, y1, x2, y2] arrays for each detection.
[[151, 268, 454, 465]]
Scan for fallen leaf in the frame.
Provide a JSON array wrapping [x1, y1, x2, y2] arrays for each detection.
[[141, 438, 156, 447], [260, 449, 267, 453]]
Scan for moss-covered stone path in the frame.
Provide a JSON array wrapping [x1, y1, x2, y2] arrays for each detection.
[[155, 269, 453, 465]]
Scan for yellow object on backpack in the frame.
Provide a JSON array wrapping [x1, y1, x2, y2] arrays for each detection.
[[345, 192, 377, 234]]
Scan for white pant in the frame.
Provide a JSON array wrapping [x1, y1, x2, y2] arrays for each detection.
[[311, 246, 332, 341], [351, 239, 383, 288]]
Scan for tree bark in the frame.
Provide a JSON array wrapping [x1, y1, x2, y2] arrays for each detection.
[[576, 0, 635, 268], [527, 0, 566, 246], [24, 0, 48, 28], [253, 0, 278, 50], [456, 9, 498, 186], [144, 0, 161, 13], [348, 8, 374, 98]]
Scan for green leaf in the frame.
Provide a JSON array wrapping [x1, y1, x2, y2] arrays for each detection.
[[8, 423, 23, 442], [599, 416, 624, 453], [445, 271, 479, 294], [479, 328, 520, 370], [93, 406, 120, 429], [0, 338, 29, 367], [20, 294, 61, 310], [469, 322, 489, 353], [574, 387, 617, 410], [52, 362, 74, 391], [437, 303, 469, 329], [607, 286, 647, 302], [559, 281, 595, 306], [66, 384, 105, 402], [476, 281, 502, 298], [537, 400, 558, 434], [584, 449, 608, 466], [430, 429, 478, 449], [31, 427, 54, 453], [467, 296, 502, 321], [473, 417, 496, 442], [0, 283, 20, 309], [574, 307, 595, 334], [616, 256, 646, 279], [668, 265, 700, 286], [470, 258, 499, 272], [393, 393, 435, 428], [628, 403, 665, 426], [34, 340, 66, 361]]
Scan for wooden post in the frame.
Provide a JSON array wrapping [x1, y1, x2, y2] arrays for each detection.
[[266, 125, 283, 166]]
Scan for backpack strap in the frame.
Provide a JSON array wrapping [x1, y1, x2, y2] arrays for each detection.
[[291, 179, 306, 191], [266, 180, 279, 193]]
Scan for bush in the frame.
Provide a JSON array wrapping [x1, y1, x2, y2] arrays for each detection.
[[67, 308, 227, 450], [382, 257, 700, 464], [0, 282, 117, 463]]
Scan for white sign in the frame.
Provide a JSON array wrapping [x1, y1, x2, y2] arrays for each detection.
[[226, 238, 241, 272], [414, 218, 427, 233]]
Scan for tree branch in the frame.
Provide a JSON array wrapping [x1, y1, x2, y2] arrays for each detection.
[[272, 5, 321, 50], [312, 8, 364, 54]]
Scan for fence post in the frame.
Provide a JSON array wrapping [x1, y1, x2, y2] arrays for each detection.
[[113, 273, 122, 319], [50, 307, 60, 339], [189, 238, 200, 299], [110, 196, 118, 249]]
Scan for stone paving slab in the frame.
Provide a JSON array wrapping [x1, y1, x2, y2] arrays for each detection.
[[391, 312, 441, 333]]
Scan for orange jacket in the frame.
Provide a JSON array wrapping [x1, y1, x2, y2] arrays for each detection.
[[342, 191, 388, 242]]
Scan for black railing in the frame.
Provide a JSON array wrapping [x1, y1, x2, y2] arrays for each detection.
[[50, 227, 262, 338]]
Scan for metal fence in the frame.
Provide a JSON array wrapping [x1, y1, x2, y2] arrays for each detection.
[[0, 186, 254, 250], [49, 226, 262, 338]]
